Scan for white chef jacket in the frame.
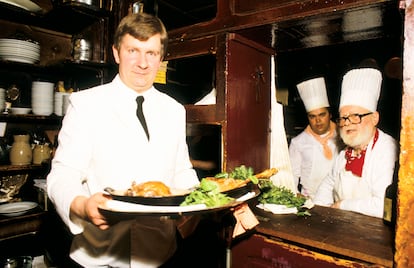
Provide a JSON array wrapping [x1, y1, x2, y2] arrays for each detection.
[[313, 129, 398, 218], [47, 75, 199, 267], [289, 127, 338, 200]]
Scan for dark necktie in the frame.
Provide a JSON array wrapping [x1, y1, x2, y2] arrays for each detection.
[[136, 96, 150, 140]]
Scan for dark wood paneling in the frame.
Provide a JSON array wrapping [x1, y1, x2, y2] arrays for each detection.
[[224, 33, 272, 172]]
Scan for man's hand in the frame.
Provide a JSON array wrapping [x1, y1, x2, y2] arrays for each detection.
[[331, 201, 341, 209], [71, 193, 112, 230]]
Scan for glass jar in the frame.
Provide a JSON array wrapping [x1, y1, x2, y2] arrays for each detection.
[[32, 143, 51, 165], [9, 134, 32, 165]]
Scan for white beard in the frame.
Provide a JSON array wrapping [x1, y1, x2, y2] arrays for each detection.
[[340, 127, 374, 148]]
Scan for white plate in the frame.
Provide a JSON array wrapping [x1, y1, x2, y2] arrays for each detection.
[[0, 55, 36, 64], [0, 201, 38, 217], [99, 190, 258, 216], [10, 107, 31, 115], [0, 46, 40, 55], [0, 51, 40, 60], [0, 0, 42, 12], [0, 40, 40, 48], [0, 45, 40, 53]]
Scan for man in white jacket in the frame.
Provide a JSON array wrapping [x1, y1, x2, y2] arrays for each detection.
[[289, 77, 339, 200], [314, 68, 398, 218], [47, 13, 200, 267]]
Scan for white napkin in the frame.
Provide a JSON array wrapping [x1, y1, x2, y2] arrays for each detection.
[[256, 199, 314, 215], [256, 203, 298, 214]]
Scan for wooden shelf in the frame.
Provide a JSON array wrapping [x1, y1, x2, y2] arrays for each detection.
[[0, 114, 62, 125], [0, 164, 48, 173], [185, 105, 221, 124], [0, 209, 46, 241]]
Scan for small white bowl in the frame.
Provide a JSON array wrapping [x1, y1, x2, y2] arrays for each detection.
[[11, 107, 31, 115]]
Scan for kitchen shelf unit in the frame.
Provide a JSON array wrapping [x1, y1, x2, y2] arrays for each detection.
[[0, 1, 120, 263], [0, 0, 119, 178]]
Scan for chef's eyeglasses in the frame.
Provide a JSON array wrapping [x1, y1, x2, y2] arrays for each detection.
[[336, 112, 373, 127]]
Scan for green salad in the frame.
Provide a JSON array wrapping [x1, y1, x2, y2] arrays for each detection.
[[258, 180, 311, 216], [180, 178, 234, 207], [214, 165, 258, 184], [181, 165, 261, 207]]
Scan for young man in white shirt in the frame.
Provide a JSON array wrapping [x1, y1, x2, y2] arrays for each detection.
[[289, 77, 339, 200]]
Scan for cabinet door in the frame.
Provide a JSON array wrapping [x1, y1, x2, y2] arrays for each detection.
[[225, 33, 272, 172], [231, 234, 367, 268]]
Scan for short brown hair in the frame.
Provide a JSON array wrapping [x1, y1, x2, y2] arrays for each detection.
[[113, 13, 168, 59]]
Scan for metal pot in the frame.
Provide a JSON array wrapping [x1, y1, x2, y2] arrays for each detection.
[[72, 38, 92, 61]]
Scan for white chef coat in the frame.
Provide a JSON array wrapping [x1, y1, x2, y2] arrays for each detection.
[[289, 127, 339, 200], [47, 75, 199, 267], [313, 129, 398, 218]]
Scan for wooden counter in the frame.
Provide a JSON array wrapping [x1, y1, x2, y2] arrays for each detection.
[[232, 205, 394, 267]]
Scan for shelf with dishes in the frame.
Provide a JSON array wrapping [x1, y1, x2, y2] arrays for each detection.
[[0, 58, 115, 79], [0, 0, 114, 67], [0, 0, 111, 35], [0, 60, 115, 119]]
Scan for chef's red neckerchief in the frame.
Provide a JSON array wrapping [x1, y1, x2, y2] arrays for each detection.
[[345, 129, 379, 177]]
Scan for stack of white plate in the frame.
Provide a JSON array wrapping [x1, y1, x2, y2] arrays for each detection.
[[54, 92, 71, 116], [0, 38, 40, 64], [32, 81, 54, 116]]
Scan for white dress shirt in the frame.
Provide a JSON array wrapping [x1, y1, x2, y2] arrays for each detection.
[[47, 75, 199, 267], [313, 129, 398, 218], [289, 128, 338, 200]]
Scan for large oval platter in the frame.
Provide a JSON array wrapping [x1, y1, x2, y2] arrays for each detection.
[[98, 186, 260, 219]]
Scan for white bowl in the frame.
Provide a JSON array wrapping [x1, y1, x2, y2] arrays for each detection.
[[10, 107, 31, 115]]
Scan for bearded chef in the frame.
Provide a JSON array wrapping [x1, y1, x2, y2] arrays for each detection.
[[289, 77, 339, 200], [314, 68, 398, 218]]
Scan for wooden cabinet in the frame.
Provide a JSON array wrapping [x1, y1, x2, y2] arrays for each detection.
[[224, 33, 272, 172], [165, 33, 272, 173], [232, 234, 364, 268]]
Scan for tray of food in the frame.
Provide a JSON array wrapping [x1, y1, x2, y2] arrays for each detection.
[[98, 187, 260, 217], [100, 166, 277, 217]]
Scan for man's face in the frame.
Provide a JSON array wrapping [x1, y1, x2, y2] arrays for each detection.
[[307, 107, 331, 135], [339, 105, 379, 149], [112, 33, 162, 93]]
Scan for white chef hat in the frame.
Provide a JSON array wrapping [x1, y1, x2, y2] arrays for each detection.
[[296, 77, 329, 112], [339, 68, 382, 112]]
